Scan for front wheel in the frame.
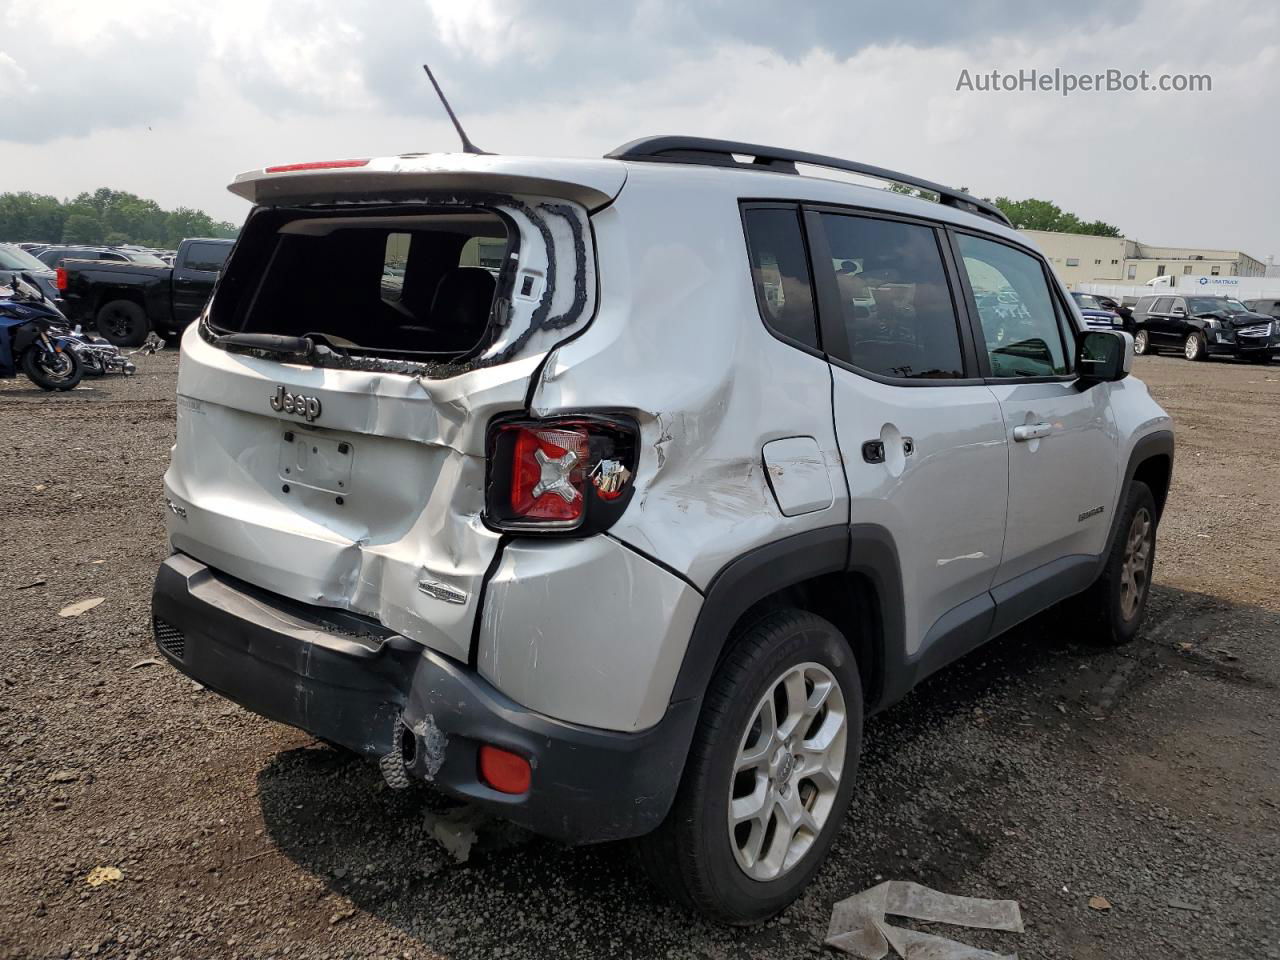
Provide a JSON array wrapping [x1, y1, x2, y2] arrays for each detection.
[[1184, 331, 1208, 361], [1133, 329, 1151, 355], [636, 609, 862, 924], [95, 299, 149, 347], [21, 346, 83, 391], [1069, 481, 1157, 646]]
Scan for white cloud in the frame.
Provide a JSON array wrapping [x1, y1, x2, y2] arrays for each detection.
[[0, 0, 1276, 258]]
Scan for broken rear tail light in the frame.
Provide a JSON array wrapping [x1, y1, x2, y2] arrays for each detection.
[[486, 415, 638, 533]]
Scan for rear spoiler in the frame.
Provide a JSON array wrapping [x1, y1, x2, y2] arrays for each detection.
[[229, 154, 627, 211]]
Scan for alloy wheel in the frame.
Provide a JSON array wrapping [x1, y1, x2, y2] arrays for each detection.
[[1134, 330, 1148, 354], [1119, 506, 1153, 621], [1184, 334, 1201, 360], [728, 662, 847, 882]]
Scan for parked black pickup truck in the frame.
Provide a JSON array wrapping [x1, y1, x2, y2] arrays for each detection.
[[58, 238, 234, 345]]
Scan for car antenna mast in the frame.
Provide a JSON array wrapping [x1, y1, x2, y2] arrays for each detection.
[[422, 64, 489, 155]]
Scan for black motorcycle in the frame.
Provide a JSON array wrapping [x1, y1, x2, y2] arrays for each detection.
[[0, 274, 84, 391]]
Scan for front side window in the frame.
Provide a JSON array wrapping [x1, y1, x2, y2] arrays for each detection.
[[957, 233, 1069, 378], [742, 207, 818, 349], [816, 213, 965, 379]]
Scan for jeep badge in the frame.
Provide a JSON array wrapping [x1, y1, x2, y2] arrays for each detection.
[[270, 385, 322, 422]]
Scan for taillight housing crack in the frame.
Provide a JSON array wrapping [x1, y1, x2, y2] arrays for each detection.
[[485, 413, 639, 534]]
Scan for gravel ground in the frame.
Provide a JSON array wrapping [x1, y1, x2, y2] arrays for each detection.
[[1, 351, 1277, 960]]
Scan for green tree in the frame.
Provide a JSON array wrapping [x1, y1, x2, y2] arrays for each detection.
[[0, 188, 239, 246], [61, 213, 105, 244], [991, 197, 1121, 237]]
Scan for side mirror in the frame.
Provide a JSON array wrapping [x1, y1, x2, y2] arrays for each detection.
[[1170, 306, 1186, 316], [1077, 330, 1132, 385]]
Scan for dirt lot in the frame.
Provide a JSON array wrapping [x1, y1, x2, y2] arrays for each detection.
[[1, 350, 1278, 960]]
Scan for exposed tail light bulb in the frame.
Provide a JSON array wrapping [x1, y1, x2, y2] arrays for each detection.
[[590, 458, 632, 500]]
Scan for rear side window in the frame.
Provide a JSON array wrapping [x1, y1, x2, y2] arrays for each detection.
[[184, 243, 230, 272], [742, 207, 819, 349], [817, 213, 966, 379], [956, 234, 1069, 378]]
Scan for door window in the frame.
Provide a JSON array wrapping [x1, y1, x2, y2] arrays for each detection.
[[956, 234, 1069, 378], [1151, 297, 1172, 312], [815, 213, 965, 379], [742, 207, 819, 349]]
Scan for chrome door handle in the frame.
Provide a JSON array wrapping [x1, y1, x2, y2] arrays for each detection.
[[1013, 423, 1051, 442]]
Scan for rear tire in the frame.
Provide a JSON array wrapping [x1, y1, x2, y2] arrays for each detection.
[[96, 299, 149, 348], [1133, 329, 1151, 355], [636, 609, 863, 925], [1183, 331, 1207, 361], [1070, 481, 1157, 646]]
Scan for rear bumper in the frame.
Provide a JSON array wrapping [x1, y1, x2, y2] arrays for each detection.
[[151, 553, 697, 843]]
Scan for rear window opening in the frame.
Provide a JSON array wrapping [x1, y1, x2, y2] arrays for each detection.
[[206, 194, 597, 376], [211, 207, 515, 362]]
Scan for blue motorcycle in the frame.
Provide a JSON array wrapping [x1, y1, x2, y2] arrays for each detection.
[[0, 273, 84, 391]]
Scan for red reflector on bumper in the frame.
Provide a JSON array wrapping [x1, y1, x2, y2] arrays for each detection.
[[264, 159, 370, 173], [478, 744, 532, 795]]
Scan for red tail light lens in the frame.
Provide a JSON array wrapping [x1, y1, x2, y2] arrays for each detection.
[[55, 268, 67, 291], [510, 426, 590, 521], [486, 415, 638, 533]]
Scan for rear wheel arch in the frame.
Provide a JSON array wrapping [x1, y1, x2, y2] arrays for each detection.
[[669, 525, 904, 714], [93, 287, 145, 313]]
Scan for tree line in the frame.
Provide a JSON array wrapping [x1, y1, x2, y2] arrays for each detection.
[[885, 184, 1121, 237], [0, 188, 239, 249]]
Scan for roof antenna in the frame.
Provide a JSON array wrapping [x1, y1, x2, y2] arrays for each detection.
[[422, 64, 489, 155]]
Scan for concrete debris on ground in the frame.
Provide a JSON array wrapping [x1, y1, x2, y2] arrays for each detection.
[[84, 866, 122, 887], [826, 881, 1023, 959], [421, 805, 533, 864], [58, 597, 104, 617]]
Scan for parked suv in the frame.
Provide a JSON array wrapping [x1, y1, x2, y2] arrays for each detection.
[[1132, 294, 1277, 362], [151, 139, 1174, 923], [1243, 298, 1280, 321]]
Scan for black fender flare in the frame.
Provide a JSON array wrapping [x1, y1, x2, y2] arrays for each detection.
[[667, 524, 905, 707], [1097, 428, 1175, 575]]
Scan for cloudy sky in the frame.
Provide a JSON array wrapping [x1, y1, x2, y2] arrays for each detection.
[[1, 0, 1276, 259]]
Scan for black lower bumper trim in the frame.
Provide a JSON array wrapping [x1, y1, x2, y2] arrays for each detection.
[[151, 553, 696, 844]]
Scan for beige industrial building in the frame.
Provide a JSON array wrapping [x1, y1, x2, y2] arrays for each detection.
[[1024, 230, 1267, 289]]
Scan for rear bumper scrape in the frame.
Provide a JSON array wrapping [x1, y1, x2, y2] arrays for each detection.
[[151, 552, 697, 844]]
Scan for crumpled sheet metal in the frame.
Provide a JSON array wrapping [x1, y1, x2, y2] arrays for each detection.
[[826, 881, 1023, 960]]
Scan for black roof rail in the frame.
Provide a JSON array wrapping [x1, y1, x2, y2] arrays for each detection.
[[605, 136, 1012, 228]]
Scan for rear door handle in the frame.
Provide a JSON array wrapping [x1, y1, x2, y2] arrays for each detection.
[[1013, 423, 1052, 442]]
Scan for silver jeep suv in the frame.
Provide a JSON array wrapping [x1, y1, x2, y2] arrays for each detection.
[[151, 137, 1174, 923]]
